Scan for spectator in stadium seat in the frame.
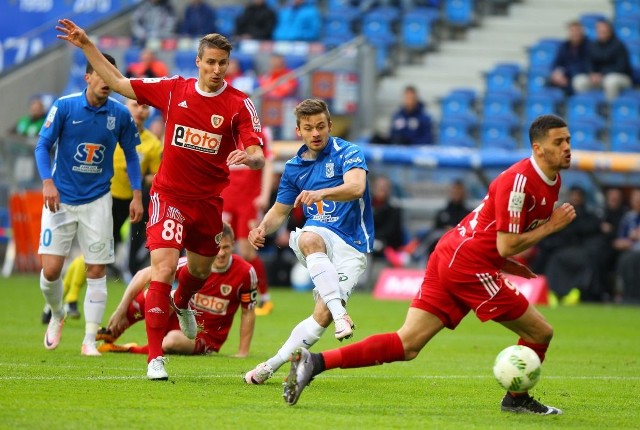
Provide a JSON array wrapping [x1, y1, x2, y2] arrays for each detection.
[[10, 95, 46, 138], [125, 49, 169, 79], [178, 0, 217, 38], [389, 86, 434, 145], [235, 0, 277, 41], [272, 0, 321, 42], [613, 188, 640, 304], [371, 175, 406, 264], [548, 21, 590, 96], [594, 187, 628, 302], [258, 54, 299, 99], [533, 185, 603, 304], [573, 18, 633, 100], [130, 0, 177, 47]]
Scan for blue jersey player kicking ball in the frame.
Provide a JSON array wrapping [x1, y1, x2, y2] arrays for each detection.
[[243, 98, 374, 385], [35, 52, 143, 356]]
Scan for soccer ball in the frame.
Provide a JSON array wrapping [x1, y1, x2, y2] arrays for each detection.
[[493, 345, 542, 393]]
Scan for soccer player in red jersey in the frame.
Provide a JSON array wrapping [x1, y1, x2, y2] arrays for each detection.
[[98, 223, 257, 363], [283, 115, 576, 415], [221, 127, 275, 316], [57, 19, 265, 380]]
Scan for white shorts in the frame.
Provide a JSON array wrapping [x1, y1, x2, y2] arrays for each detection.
[[38, 193, 115, 264], [289, 226, 367, 303]]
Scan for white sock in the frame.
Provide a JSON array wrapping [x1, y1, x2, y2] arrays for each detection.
[[266, 316, 326, 372], [306, 252, 346, 320], [40, 270, 64, 319], [83, 276, 107, 344], [261, 293, 271, 303]]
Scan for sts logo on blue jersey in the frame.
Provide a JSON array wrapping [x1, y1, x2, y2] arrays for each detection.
[[73, 143, 106, 173], [306, 200, 339, 222]]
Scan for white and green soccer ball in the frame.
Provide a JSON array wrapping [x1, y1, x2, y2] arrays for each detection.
[[493, 345, 542, 393]]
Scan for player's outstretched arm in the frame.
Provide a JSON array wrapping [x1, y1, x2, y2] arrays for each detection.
[[227, 145, 265, 170], [56, 19, 136, 100], [232, 307, 255, 358], [293, 168, 366, 208], [107, 266, 152, 337], [501, 258, 536, 279], [248, 202, 292, 250]]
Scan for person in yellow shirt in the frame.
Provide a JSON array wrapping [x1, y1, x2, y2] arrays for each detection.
[[43, 99, 162, 322]]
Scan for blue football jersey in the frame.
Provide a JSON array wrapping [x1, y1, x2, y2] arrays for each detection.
[[277, 136, 374, 253], [36, 90, 141, 205]]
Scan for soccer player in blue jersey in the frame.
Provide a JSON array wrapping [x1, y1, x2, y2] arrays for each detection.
[[243, 98, 374, 385], [35, 52, 144, 356]]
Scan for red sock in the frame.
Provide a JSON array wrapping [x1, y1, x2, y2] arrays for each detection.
[[249, 256, 269, 296], [126, 290, 147, 327], [173, 268, 206, 309], [322, 332, 406, 370], [145, 281, 172, 363], [518, 338, 549, 363], [129, 344, 149, 355]]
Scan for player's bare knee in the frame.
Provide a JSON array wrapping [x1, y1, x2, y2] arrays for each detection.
[[298, 232, 326, 255], [42, 267, 62, 281]]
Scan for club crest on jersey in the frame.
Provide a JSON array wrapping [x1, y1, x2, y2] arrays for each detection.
[[106, 116, 115, 130], [220, 284, 232, 296], [325, 162, 335, 178], [215, 232, 222, 244], [211, 115, 224, 128]]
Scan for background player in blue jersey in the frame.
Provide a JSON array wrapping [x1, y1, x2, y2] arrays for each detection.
[[243, 98, 374, 385], [34, 52, 143, 356]]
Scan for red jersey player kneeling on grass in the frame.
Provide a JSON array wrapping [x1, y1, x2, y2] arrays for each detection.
[[97, 223, 257, 369]]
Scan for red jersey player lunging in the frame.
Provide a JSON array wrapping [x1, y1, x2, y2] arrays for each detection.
[[56, 19, 265, 380], [282, 114, 576, 415], [221, 127, 275, 316], [97, 223, 257, 361]]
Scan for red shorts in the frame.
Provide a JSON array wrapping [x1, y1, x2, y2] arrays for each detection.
[[165, 315, 223, 354], [222, 204, 258, 239], [410, 251, 529, 329], [146, 190, 223, 257]]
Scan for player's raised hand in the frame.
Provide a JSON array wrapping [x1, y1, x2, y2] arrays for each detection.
[[56, 19, 91, 48], [248, 226, 266, 250], [549, 202, 576, 232]]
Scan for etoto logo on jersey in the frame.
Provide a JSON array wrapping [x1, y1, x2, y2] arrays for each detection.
[[171, 124, 223, 154]]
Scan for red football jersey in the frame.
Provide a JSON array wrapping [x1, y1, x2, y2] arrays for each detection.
[[175, 255, 257, 345], [437, 157, 561, 274], [221, 128, 274, 205], [131, 77, 263, 199]]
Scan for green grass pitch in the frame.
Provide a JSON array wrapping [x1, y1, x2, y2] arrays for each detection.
[[0, 274, 638, 429]]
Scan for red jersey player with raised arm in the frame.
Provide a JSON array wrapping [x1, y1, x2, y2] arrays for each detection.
[[56, 19, 265, 380], [222, 127, 274, 315]]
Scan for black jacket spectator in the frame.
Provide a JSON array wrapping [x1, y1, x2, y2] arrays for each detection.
[[235, 0, 277, 40]]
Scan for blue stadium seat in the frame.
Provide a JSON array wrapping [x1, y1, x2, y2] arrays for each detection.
[[611, 123, 640, 152], [321, 33, 354, 49], [439, 116, 477, 147], [527, 39, 562, 73], [215, 5, 243, 37], [611, 94, 640, 125], [440, 92, 477, 119], [524, 92, 559, 124], [233, 52, 256, 74], [580, 13, 607, 40], [615, 17, 640, 44], [480, 117, 518, 149], [482, 92, 520, 125], [566, 93, 607, 128], [444, 0, 474, 27], [124, 47, 142, 67], [324, 12, 356, 40], [361, 11, 397, 41], [485, 64, 523, 100], [401, 10, 433, 52], [283, 54, 307, 70], [614, 0, 640, 19], [570, 121, 606, 151], [624, 40, 640, 83], [173, 50, 198, 78]]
